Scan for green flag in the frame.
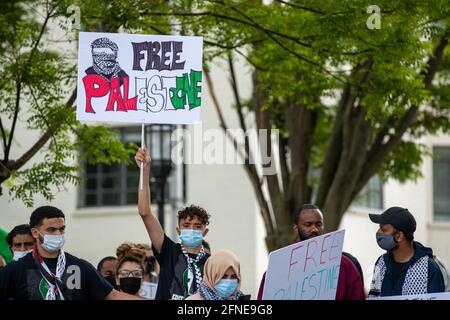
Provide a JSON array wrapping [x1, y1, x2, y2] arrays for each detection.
[[0, 227, 13, 263]]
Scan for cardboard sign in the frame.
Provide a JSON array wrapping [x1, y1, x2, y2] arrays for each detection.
[[368, 292, 450, 300], [139, 282, 158, 300], [77, 32, 203, 124], [262, 230, 345, 300]]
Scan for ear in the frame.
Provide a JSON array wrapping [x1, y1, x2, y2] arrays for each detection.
[[293, 224, 299, 234], [31, 228, 40, 240], [202, 228, 209, 237], [176, 226, 181, 235]]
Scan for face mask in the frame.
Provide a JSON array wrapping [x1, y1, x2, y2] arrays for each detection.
[[38, 232, 65, 252], [376, 232, 397, 251], [214, 279, 238, 299], [104, 274, 118, 289], [13, 249, 32, 261], [179, 229, 203, 248], [119, 277, 142, 295]]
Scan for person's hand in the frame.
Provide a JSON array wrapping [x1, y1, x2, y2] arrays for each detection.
[[135, 145, 151, 169]]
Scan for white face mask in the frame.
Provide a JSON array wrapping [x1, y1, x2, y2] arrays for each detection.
[[13, 249, 33, 261], [38, 232, 65, 252]]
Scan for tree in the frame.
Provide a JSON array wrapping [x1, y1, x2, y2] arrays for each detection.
[[3, 1, 450, 255], [137, 0, 450, 251], [0, 0, 140, 206]]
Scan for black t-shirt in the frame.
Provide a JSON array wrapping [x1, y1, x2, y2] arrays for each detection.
[[391, 259, 408, 285], [0, 251, 113, 300], [152, 234, 209, 300]]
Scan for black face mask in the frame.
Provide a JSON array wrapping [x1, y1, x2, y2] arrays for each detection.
[[104, 274, 118, 289], [119, 277, 142, 295]]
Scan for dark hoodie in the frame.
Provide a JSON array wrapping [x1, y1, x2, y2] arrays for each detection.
[[371, 241, 444, 296]]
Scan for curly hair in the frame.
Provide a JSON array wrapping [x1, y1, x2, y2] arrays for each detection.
[[116, 242, 147, 272], [177, 205, 211, 226]]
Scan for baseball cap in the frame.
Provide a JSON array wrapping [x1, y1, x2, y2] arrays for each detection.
[[369, 206, 416, 234]]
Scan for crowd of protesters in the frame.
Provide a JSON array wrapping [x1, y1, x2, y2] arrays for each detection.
[[0, 146, 449, 300]]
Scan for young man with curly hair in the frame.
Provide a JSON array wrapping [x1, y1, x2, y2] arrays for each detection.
[[135, 146, 211, 300]]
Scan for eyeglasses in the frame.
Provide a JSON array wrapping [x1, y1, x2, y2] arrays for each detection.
[[118, 269, 143, 278]]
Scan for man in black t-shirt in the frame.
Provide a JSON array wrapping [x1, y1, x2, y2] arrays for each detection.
[[0, 206, 141, 300], [136, 146, 211, 300]]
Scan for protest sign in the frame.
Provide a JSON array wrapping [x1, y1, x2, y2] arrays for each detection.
[[77, 32, 203, 124], [139, 282, 158, 300], [368, 292, 450, 300], [262, 230, 345, 300]]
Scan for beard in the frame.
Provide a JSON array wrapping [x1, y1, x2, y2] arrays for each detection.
[[298, 230, 320, 241], [92, 52, 121, 78]]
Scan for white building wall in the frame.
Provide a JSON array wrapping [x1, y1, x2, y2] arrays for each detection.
[[426, 136, 450, 269]]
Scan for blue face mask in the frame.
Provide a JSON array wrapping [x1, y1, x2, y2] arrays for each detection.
[[376, 232, 397, 251], [179, 229, 203, 248], [214, 279, 238, 299]]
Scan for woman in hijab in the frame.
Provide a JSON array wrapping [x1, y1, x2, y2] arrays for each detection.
[[185, 250, 244, 300]]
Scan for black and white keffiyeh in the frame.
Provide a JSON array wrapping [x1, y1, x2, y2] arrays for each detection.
[[181, 245, 206, 295], [91, 37, 121, 80]]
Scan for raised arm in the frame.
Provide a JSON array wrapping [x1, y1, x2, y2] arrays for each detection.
[[135, 145, 165, 253]]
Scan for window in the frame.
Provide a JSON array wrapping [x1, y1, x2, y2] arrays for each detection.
[[352, 175, 383, 209], [433, 147, 450, 221], [79, 126, 166, 207]]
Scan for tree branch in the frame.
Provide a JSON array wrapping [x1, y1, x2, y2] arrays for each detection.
[[355, 29, 449, 200], [286, 101, 316, 209], [4, 81, 21, 162], [279, 134, 290, 193], [146, 10, 345, 82], [0, 117, 7, 154], [273, 0, 324, 14], [315, 60, 372, 207], [227, 55, 248, 130], [204, 68, 274, 234], [315, 82, 350, 207], [147, 11, 314, 49], [5, 5, 53, 162], [28, 87, 59, 149], [12, 88, 77, 170]]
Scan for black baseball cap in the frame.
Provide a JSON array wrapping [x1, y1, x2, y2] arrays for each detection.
[[369, 207, 416, 235]]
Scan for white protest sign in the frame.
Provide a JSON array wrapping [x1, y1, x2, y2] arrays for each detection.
[[139, 282, 158, 300], [367, 292, 450, 300], [77, 32, 203, 124], [262, 230, 345, 300]]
